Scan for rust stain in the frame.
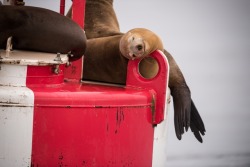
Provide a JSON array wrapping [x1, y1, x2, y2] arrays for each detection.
[[151, 94, 156, 123], [116, 107, 124, 126], [0, 101, 31, 107], [115, 107, 125, 134]]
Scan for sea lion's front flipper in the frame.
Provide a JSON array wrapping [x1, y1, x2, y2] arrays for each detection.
[[171, 84, 191, 140], [164, 49, 206, 142]]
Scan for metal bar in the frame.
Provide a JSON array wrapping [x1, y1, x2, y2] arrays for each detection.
[[60, 0, 65, 15]]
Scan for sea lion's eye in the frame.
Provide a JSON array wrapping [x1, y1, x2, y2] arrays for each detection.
[[136, 44, 143, 51], [132, 37, 135, 40]]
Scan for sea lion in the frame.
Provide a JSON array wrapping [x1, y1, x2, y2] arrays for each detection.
[[70, 0, 206, 142], [0, 6, 86, 61], [120, 28, 164, 60], [83, 35, 127, 84], [83, 27, 163, 84]]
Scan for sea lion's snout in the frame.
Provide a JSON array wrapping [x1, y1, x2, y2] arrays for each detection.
[[119, 32, 146, 60], [120, 28, 164, 60], [128, 36, 145, 60]]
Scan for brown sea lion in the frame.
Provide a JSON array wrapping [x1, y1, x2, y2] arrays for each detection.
[[0, 6, 86, 61], [83, 28, 163, 84], [120, 28, 164, 60], [67, 0, 123, 39], [69, 0, 205, 142], [83, 35, 127, 84]]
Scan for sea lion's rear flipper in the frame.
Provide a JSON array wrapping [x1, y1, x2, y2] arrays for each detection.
[[190, 100, 206, 142]]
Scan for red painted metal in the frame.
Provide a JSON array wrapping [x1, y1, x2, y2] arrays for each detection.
[[26, 65, 65, 85], [127, 50, 169, 124], [72, 0, 85, 28], [59, 0, 65, 15], [25, 0, 169, 166], [64, 0, 86, 82], [27, 51, 168, 166], [31, 107, 154, 166], [28, 64, 155, 166]]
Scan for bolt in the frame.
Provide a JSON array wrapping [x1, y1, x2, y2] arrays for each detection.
[[53, 64, 60, 74], [67, 51, 74, 58], [6, 36, 13, 52], [66, 62, 71, 67], [54, 53, 62, 62]]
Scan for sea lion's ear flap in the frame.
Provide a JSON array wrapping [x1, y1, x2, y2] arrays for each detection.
[[143, 40, 150, 56]]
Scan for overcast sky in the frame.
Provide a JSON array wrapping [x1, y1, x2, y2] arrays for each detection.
[[4, 0, 250, 166]]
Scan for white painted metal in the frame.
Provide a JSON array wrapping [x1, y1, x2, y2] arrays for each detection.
[[0, 49, 68, 66], [0, 64, 27, 87], [0, 53, 34, 166], [152, 88, 171, 167], [152, 51, 170, 167], [0, 87, 34, 167]]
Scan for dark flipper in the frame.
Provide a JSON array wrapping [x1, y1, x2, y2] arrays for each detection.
[[164, 50, 205, 142], [0, 6, 86, 61], [172, 83, 206, 143], [171, 85, 191, 140], [190, 100, 206, 142]]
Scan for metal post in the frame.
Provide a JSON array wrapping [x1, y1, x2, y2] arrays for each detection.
[[60, 0, 65, 15]]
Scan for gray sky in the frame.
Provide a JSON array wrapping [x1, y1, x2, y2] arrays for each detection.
[[7, 0, 250, 165]]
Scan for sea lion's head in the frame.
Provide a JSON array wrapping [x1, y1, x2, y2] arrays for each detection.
[[120, 30, 148, 60], [119, 28, 163, 60]]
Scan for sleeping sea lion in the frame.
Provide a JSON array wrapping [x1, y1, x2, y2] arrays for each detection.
[[120, 28, 164, 60], [83, 27, 163, 84], [69, 0, 206, 142], [0, 6, 86, 61]]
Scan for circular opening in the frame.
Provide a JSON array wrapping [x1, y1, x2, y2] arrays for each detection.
[[138, 56, 159, 79]]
